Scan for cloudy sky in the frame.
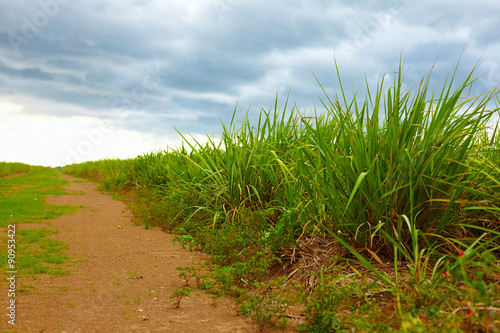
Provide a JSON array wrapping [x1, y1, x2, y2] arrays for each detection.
[[1, 0, 499, 167]]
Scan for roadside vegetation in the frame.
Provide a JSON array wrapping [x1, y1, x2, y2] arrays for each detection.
[[61, 61, 500, 332], [0, 162, 47, 179]]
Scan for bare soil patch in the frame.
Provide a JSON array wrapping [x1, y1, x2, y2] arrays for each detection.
[[1, 175, 269, 332]]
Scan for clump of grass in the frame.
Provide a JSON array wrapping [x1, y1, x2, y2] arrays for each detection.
[[299, 60, 499, 257]]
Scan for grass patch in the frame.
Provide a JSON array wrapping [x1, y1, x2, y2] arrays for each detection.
[[0, 169, 81, 227], [14, 227, 70, 277], [0, 162, 48, 178], [18, 283, 37, 294], [0, 168, 81, 279]]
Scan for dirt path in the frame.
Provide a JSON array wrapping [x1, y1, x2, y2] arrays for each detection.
[[2, 175, 265, 332]]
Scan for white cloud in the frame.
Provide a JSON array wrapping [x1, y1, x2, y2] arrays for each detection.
[[0, 99, 188, 167]]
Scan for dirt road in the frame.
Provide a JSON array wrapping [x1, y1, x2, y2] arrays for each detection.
[[1, 175, 263, 332]]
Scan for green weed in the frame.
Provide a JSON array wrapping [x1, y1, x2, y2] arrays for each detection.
[[170, 287, 191, 308], [126, 269, 141, 279]]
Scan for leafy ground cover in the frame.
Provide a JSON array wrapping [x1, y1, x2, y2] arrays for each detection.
[[62, 61, 500, 332]]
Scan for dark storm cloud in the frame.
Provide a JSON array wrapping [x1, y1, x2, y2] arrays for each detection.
[[0, 0, 499, 137]]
